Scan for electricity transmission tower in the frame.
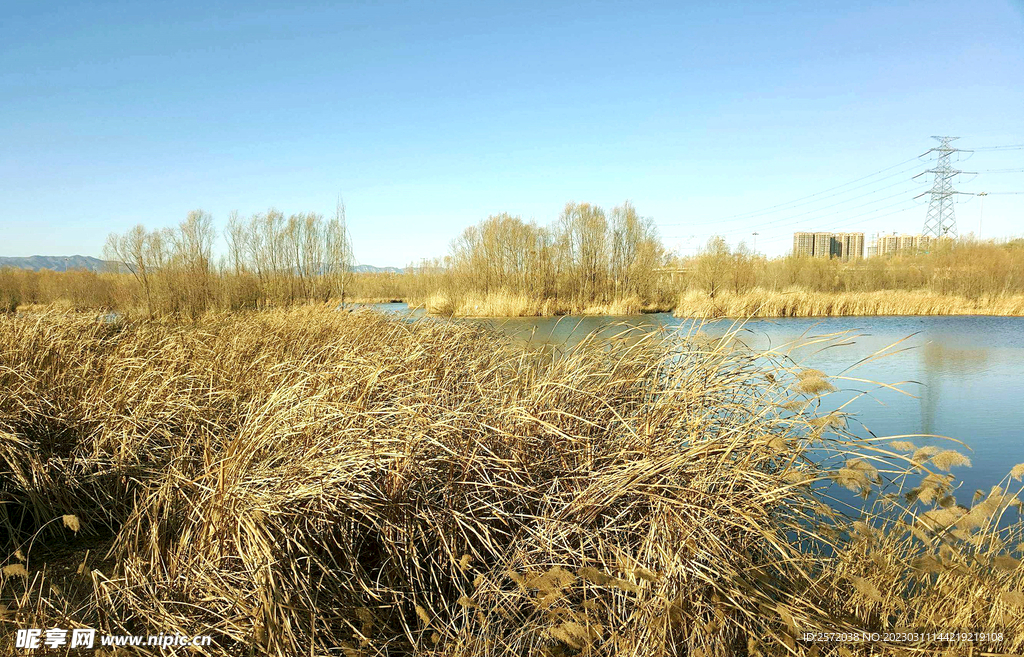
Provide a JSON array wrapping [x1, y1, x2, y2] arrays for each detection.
[[916, 136, 973, 239]]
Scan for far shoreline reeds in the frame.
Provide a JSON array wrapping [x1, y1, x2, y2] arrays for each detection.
[[353, 289, 1024, 319]]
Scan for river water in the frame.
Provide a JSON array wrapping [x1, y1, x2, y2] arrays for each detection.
[[358, 303, 1024, 499]]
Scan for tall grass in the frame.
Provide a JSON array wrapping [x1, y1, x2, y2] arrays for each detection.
[[2, 309, 1024, 655], [423, 291, 672, 317], [674, 289, 1024, 318]]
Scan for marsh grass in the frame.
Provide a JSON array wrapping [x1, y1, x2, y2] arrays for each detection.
[[423, 291, 673, 318], [1, 308, 1023, 656], [674, 289, 1024, 318]]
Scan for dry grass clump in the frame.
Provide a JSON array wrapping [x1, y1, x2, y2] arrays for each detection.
[[674, 288, 1024, 318], [423, 291, 671, 317], [1, 309, 1023, 656], [424, 290, 555, 317]]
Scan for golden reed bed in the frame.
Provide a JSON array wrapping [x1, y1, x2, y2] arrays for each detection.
[[2, 308, 1024, 656], [674, 289, 1024, 319], [411, 289, 1024, 319], [420, 291, 673, 317]]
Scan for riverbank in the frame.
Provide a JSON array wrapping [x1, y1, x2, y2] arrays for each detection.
[[672, 289, 1024, 318], [12, 289, 1024, 321], [405, 289, 1024, 319], [2, 308, 1022, 656], [420, 291, 673, 317]]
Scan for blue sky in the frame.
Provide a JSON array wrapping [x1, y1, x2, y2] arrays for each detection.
[[2, 0, 1022, 265]]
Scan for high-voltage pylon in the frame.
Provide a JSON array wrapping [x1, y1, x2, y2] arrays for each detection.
[[915, 136, 973, 239]]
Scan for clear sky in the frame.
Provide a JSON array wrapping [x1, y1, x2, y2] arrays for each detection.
[[3, 0, 1023, 265]]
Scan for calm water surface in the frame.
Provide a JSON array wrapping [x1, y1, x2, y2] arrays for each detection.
[[359, 302, 1024, 497]]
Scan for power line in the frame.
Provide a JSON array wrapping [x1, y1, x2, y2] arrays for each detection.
[[698, 163, 927, 226], [695, 204, 922, 251], [674, 190, 927, 249], [657, 155, 923, 227], [754, 204, 922, 247], [665, 138, 1021, 252], [970, 144, 1024, 151], [771, 198, 920, 237], [669, 193, 923, 242], [706, 181, 928, 238], [665, 174, 928, 238], [755, 182, 926, 228]]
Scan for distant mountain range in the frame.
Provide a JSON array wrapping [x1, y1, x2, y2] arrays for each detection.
[[0, 255, 404, 274], [0, 255, 112, 272], [352, 264, 404, 274]]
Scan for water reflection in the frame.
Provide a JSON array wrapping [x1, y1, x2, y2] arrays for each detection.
[[919, 341, 993, 435]]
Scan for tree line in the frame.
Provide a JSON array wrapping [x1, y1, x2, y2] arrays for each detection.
[[0, 206, 354, 316], [2, 200, 1022, 315], [98, 204, 355, 316], [673, 235, 1024, 300], [400, 201, 670, 311], [391, 206, 1024, 311]]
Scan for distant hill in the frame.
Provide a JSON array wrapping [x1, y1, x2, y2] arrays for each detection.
[[0, 255, 111, 272], [0, 255, 403, 274], [352, 264, 404, 274]]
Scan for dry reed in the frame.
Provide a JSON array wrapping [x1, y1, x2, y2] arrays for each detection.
[[423, 291, 672, 318], [674, 288, 1024, 318], [1, 308, 1023, 656]]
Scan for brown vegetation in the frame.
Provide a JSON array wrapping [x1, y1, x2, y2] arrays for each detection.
[[408, 232, 1024, 317], [1, 206, 1023, 318], [0, 206, 357, 317], [675, 236, 1024, 298], [667, 236, 1024, 317], [351, 228, 1024, 318], [420, 291, 672, 317], [105, 204, 354, 316], [400, 202, 672, 315], [2, 309, 1024, 655], [674, 289, 1024, 318]]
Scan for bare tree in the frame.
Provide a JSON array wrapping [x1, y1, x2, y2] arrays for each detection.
[[225, 211, 248, 275], [326, 198, 354, 305], [172, 210, 215, 316], [103, 224, 155, 316]]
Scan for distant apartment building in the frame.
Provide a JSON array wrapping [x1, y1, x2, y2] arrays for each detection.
[[793, 232, 816, 257], [792, 231, 864, 261], [876, 234, 938, 256], [813, 232, 831, 259], [832, 232, 865, 262]]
